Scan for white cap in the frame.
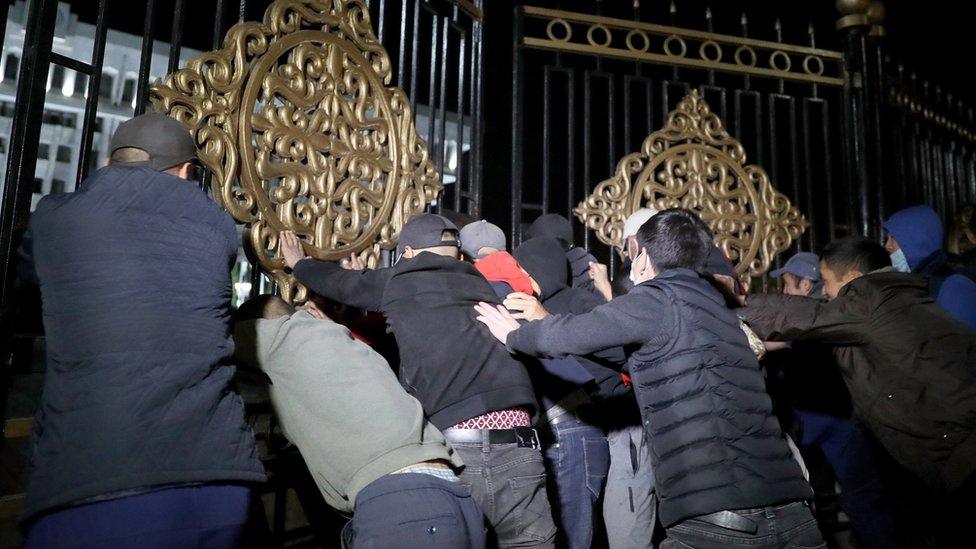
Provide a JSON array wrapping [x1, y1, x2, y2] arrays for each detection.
[[622, 208, 660, 240]]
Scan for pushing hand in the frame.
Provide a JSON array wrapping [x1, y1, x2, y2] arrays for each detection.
[[474, 302, 521, 345], [279, 231, 306, 269]]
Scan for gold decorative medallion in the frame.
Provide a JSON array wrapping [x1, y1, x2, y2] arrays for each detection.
[[151, 0, 441, 300], [574, 90, 806, 282]]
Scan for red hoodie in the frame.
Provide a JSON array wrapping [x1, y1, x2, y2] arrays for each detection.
[[473, 251, 535, 295]]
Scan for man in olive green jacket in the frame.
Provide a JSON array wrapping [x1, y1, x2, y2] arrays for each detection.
[[233, 296, 484, 548]]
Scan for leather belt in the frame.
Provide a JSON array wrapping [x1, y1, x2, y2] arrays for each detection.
[[443, 426, 540, 449], [692, 510, 758, 534]]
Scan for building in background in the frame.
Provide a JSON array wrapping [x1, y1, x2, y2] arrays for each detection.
[[0, 1, 200, 210]]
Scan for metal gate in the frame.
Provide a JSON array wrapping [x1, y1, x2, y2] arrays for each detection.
[[0, 0, 483, 540], [502, 1, 976, 281]]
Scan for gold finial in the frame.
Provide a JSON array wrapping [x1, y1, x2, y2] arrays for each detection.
[[835, 0, 871, 29]]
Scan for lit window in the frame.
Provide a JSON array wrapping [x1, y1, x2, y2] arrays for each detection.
[[99, 72, 115, 102], [3, 54, 19, 82], [49, 65, 65, 93], [121, 78, 137, 107]]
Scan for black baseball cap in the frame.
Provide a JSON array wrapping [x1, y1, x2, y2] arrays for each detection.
[[397, 214, 460, 256], [108, 112, 198, 171]]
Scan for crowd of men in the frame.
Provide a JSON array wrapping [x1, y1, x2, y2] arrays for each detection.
[[14, 113, 976, 548]]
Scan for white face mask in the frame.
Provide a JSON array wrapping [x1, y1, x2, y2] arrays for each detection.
[[890, 248, 911, 273]]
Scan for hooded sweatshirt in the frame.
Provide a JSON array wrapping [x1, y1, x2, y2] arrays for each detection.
[[514, 237, 629, 406], [884, 206, 976, 327], [473, 251, 535, 296], [234, 311, 463, 513], [524, 214, 601, 297]]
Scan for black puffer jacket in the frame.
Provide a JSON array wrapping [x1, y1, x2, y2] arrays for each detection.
[[294, 252, 538, 429], [21, 166, 266, 522], [508, 268, 812, 526]]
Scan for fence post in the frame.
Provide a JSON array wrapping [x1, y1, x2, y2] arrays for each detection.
[[0, 0, 60, 441], [837, 0, 887, 239]]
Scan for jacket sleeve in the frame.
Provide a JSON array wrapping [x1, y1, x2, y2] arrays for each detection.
[[508, 290, 666, 359], [741, 293, 871, 345], [292, 259, 392, 312]]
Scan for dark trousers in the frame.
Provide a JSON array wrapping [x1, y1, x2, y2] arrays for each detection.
[[341, 473, 486, 549], [662, 501, 824, 549], [452, 435, 558, 548], [878, 453, 975, 549], [543, 415, 610, 549], [24, 484, 250, 549], [795, 410, 896, 549]]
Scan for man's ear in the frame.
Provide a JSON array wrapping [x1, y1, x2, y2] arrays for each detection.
[[799, 278, 814, 295], [842, 269, 864, 286]]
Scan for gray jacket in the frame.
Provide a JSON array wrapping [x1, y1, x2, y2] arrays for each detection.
[[234, 310, 464, 512]]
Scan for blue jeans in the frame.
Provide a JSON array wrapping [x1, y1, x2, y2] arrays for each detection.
[[543, 414, 610, 549], [24, 484, 251, 549], [796, 410, 896, 549], [663, 501, 824, 549]]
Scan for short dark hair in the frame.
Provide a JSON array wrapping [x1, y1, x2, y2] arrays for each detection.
[[635, 208, 714, 272], [234, 295, 295, 322], [820, 236, 891, 277], [109, 147, 150, 164]]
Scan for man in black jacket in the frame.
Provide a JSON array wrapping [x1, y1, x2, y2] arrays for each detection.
[[20, 114, 265, 548], [742, 236, 976, 549], [279, 214, 557, 547], [477, 209, 820, 549]]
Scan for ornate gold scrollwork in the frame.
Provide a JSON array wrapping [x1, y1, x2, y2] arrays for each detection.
[[574, 90, 807, 283], [150, 0, 442, 301]]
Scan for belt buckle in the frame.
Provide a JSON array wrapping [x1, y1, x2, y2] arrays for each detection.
[[514, 426, 539, 449]]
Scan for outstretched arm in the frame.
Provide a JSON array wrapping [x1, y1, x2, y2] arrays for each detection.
[[281, 231, 391, 312], [476, 289, 665, 359], [741, 293, 870, 345]]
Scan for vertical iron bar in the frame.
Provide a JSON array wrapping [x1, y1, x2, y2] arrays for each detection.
[[75, 0, 112, 186], [510, 5, 524, 245], [134, 0, 157, 115], [453, 19, 467, 213], [213, 0, 228, 49], [239, 0, 248, 21], [0, 0, 60, 379], [471, 0, 485, 216], [435, 16, 450, 212], [168, 0, 187, 75], [542, 67, 552, 214]]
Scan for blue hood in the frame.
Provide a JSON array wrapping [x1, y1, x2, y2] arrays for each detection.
[[883, 206, 944, 271]]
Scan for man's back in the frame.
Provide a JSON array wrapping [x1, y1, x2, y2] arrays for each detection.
[[234, 310, 463, 513], [507, 269, 812, 526], [293, 251, 539, 429], [24, 165, 264, 521]]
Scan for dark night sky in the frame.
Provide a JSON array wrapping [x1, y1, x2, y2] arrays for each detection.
[[48, 0, 976, 101]]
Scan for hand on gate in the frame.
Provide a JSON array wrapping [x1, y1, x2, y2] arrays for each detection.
[[475, 302, 521, 346], [504, 292, 550, 321], [279, 231, 306, 269], [341, 252, 366, 271], [589, 261, 613, 302]]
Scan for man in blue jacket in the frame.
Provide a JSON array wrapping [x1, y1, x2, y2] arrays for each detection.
[[20, 113, 266, 548], [884, 205, 976, 327]]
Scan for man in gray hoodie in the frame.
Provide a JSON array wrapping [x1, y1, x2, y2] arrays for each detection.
[[233, 295, 485, 548]]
